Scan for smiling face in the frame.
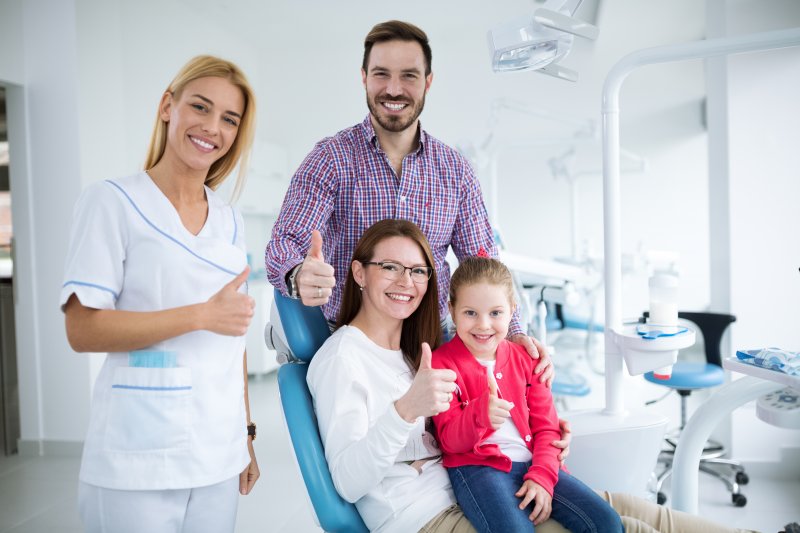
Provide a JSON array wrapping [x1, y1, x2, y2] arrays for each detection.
[[159, 76, 244, 175], [451, 282, 514, 361], [362, 39, 432, 134], [352, 235, 430, 326]]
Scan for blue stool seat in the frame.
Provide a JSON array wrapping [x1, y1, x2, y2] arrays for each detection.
[[551, 371, 591, 397], [644, 362, 725, 390]]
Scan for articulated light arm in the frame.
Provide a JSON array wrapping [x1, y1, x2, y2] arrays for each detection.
[[534, 8, 599, 40]]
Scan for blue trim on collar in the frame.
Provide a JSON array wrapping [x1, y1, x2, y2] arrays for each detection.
[[105, 179, 238, 276]]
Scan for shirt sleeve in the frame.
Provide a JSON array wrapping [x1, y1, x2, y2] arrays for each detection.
[[60, 181, 127, 311], [265, 142, 337, 295], [307, 343, 417, 503]]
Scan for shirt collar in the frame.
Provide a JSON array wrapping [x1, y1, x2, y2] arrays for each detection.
[[360, 114, 427, 155]]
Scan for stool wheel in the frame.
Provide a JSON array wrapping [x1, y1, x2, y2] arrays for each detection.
[[732, 493, 747, 507], [735, 472, 749, 485], [656, 492, 667, 505]]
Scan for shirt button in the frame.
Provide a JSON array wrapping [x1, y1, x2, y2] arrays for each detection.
[[525, 435, 532, 442], [496, 372, 503, 380], [399, 196, 406, 202]]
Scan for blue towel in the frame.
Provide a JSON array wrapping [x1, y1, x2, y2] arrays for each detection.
[[735, 348, 800, 376]]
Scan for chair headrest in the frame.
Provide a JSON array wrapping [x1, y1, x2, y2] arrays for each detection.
[[273, 288, 332, 363]]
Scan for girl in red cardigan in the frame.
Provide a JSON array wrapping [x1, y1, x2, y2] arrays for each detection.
[[432, 256, 622, 532]]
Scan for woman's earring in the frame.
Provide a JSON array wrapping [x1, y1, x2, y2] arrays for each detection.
[[359, 285, 364, 291]]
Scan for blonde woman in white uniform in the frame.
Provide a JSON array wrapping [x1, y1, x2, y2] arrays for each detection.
[[61, 56, 260, 533]]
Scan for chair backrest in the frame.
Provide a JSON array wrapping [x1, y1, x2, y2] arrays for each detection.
[[273, 289, 369, 533], [677, 311, 736, 367]]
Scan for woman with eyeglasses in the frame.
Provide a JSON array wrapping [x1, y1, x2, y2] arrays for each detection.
[[307, 218, 761, 533]]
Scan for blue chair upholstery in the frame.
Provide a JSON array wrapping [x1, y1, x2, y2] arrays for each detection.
[[273, 289, 369, 533]]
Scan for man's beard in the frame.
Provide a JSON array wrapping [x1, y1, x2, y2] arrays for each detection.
[[366, 93, 426, 133]]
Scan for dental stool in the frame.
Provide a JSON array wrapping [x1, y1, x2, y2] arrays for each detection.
[[643, 311, 749, 507], [268, 289, 369, 533]]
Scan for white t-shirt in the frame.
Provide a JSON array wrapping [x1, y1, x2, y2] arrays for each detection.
[[477, 359, 533, 463], [307, 325, 454, 533], [60, 172, 250, 490]]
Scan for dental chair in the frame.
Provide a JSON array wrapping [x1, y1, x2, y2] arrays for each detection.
[[268, 289, 369, 533], [643, 311, 749, 506]]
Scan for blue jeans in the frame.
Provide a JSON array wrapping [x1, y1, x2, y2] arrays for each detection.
[[449, 462, 623, 533]]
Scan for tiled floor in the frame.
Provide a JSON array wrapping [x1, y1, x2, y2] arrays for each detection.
[[0, 372, 797, 533]]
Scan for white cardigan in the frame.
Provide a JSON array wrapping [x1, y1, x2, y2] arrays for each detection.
[[307, 326, 454, 533]]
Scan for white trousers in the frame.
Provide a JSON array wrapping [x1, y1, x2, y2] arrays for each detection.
[[78, 475, 239, 533]]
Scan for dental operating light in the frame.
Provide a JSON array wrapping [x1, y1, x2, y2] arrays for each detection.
[[487, 0, 597, 81]]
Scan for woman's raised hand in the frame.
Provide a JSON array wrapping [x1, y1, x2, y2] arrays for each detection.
[[395, 343, 457, 423], [203, 266, 255, 336]]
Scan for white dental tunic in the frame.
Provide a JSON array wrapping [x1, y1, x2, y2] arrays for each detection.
[[60, 172, 250, 491]]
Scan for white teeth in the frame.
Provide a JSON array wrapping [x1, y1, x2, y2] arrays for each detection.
[[383, 102, 407, 111], [191, 136, 215, 149], [473, 334, 493, 340], [387, 293, 411, 302]]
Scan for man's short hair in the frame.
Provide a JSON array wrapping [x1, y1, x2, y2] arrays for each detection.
[[363, 20, 432, 75]]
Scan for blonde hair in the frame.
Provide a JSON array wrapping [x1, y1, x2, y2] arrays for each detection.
[[449, 256, 515, 308], [144, 55, 256, 200]]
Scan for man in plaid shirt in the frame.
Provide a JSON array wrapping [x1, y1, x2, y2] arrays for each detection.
[[265, 20, 555, 385]]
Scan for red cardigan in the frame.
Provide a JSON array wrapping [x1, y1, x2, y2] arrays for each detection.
[[432, 336, 562, 496]]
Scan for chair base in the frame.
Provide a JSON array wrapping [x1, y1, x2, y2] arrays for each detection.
[[652, 441, 749, 507]]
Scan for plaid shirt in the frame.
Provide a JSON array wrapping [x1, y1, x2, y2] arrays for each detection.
[[265, 115, 522, 335]]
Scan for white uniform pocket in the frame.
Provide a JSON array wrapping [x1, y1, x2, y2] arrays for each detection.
[[104, 366, 192, 452]]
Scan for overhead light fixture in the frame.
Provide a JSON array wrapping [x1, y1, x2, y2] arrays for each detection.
[[487, 0, 598, 81]]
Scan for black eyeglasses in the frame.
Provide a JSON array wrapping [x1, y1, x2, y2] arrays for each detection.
[[361, 261, 433, 284]]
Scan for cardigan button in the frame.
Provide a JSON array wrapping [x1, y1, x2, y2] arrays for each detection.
[[496, 372, 503, 380], [525, 435, 532, 442]]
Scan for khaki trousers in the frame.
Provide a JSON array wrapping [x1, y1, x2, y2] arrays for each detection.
[[419, 492, 761, 533]]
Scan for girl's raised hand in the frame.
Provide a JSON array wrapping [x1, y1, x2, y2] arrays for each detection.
[[487, 370, 514, 430]]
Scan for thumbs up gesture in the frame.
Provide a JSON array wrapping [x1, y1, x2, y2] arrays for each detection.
[[487, 370, 514, 430], [297, 230, 336, 306], [395, 343, 458, 423], [204, 266, 256, 336]]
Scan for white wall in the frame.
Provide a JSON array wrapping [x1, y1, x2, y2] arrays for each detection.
[[0, 0, 24, 85], [712, 0, 800, 462], [0, 0, 92, 447]]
